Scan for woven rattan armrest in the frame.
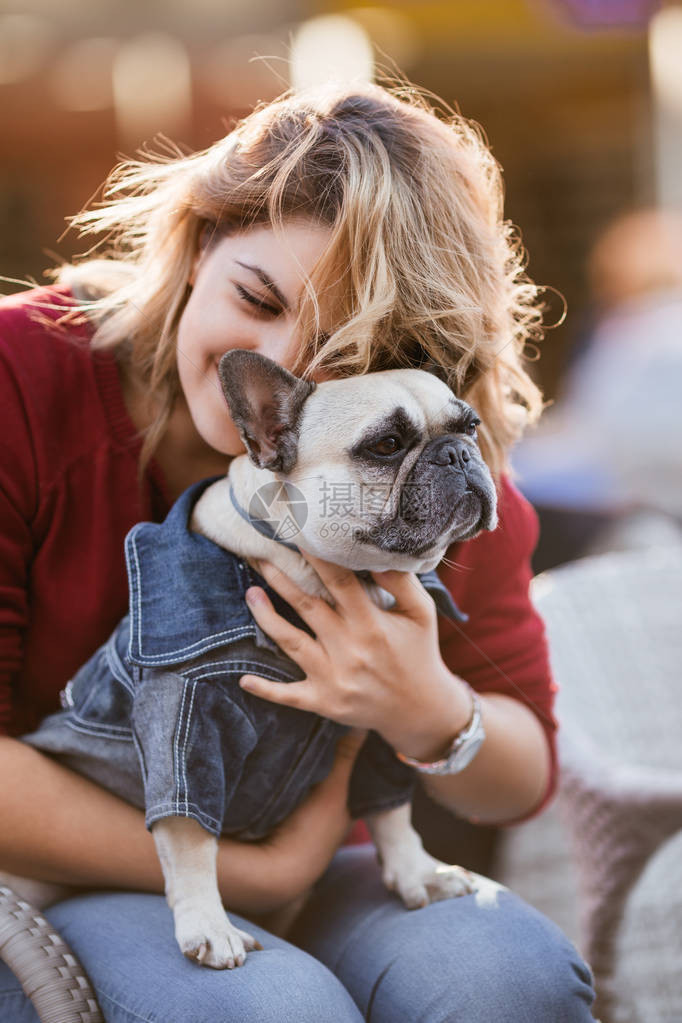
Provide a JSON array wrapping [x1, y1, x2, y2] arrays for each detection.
[[0, 885, 103, 1022]]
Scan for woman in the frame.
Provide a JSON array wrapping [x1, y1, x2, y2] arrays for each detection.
[[0, 81, 595, 1020]]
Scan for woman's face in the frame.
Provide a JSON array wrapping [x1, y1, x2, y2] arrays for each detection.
[[176, 218, 334, 456]]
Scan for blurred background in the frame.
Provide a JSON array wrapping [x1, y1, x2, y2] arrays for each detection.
[[2, 5, 681, 1016], [2, 0, 681, 574]]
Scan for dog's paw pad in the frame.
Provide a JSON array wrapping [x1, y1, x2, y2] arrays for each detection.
[[426, 864, 477, 901], [176, 910, 252, 969], [401, 887, 429, 910], [384, 858, 477, 909], [232, 925, 263, 952]]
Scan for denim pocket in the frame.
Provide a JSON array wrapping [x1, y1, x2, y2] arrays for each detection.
[[64, 644, 134, 741]]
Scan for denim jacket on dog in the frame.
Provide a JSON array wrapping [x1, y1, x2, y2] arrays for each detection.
[[23, 477, 466, 840]]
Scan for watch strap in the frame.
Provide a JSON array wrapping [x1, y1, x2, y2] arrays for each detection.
[[395, 683, 484, 775]]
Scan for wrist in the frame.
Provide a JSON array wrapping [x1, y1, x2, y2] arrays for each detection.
[[388, 668, 474, 762]]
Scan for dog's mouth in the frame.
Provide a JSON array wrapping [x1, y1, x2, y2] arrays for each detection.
[[450, 484, 497, 539], [353, 476, 498, 561]]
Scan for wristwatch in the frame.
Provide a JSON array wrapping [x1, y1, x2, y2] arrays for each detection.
[[395, 682, 485, 775]]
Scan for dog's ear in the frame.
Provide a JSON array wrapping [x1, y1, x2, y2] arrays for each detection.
[[218, 350, 316, 473]]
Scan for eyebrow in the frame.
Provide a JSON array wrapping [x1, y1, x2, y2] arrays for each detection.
[[352, 406, 421, 454], [234, 260, 290, 311], [442, 398, 477, 431]]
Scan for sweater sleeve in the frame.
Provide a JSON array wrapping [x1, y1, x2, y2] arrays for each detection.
[[0, 339, 38, 735], [436, 476, 558, 821]]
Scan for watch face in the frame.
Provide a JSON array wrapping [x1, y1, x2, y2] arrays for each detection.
[[395, 688, 484, 775], [434, 731, 485, 775], [454, 733, 485, 771]]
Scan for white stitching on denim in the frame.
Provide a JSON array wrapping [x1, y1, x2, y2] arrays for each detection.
[[173, 681, 188, 817], [145, 802, 221, 833], [181, 680, 198, 817], [126, 528, 142, 660], [132, 628, 255, 664], [187, 662, 300, 683], [67, 717, 133, 739], [127, 529, 257, 663]]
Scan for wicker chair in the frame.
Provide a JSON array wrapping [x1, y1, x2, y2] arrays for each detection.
[[0, 885, 103, 1022], [499, 546, 682, 1023]]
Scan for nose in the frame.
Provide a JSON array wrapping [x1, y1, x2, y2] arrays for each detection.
[[427, 436, 472, 470]]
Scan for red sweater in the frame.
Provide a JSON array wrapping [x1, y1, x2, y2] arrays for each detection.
[[0, 285, 557, 816]]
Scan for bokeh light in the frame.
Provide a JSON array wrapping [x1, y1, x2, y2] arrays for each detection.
[[291, 15, 374, 91]]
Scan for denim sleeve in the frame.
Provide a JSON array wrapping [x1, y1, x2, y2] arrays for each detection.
[[348, 730, 414, 819], [132, 668, 258, 837]]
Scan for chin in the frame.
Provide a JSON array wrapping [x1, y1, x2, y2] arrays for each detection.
[[192, 407, 245, 459]]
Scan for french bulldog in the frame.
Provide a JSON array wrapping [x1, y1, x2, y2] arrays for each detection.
[[163, 349, 497, 965], [3, 350, 498, 970]]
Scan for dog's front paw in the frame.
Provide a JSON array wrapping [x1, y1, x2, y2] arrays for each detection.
[[383, 849, 477, 910], [174, 905, 262, 969]]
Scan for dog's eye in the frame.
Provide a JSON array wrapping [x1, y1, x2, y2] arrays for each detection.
[[368, 435, 402, 456], [465, 419, 480, 438]]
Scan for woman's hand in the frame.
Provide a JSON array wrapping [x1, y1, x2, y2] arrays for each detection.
[[239, 553, 471, 759]]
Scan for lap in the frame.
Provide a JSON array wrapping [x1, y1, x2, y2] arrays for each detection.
[[290, 845, 596, 1023], [0, 846, 595, 1023], [1, 891, 362, 1023]]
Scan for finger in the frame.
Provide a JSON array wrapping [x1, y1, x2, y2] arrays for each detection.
[[245, 585, 323, 667], [296, 549, 373, 618], [252, 562, 338, 631], [369, 570, 435, 620], [239, 673, 319, 714]]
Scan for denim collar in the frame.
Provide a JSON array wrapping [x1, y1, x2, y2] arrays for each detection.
[[125, 477, 466, 667]]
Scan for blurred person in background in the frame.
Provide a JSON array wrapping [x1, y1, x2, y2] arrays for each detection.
[[0, 81, 595, 1020], [513, 207, 682, 572]]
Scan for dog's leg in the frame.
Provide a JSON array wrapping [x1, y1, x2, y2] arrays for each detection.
[[152, 817, 262, 969], [365, 802, 477, 909]]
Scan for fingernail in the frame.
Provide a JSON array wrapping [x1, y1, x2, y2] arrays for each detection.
[[245, 587, 264, 605]]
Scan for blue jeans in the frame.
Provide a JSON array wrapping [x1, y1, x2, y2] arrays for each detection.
[[0, 847, 595, 1022]]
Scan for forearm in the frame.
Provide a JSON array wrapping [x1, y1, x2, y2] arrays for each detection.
[[383, 672, 553, 824], [0, 738, 292, 914]]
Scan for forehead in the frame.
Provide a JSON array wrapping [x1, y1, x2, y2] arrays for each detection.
[[302, 369, 470, 437], [208, 220, 332, 295]]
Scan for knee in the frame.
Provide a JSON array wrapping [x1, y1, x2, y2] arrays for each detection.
[[46, 893, 363, 1023], [355, 891, 595, 1023], [232, 948, 362, 1023], [160, 949, 361, 1023], [450, 894, 596, 1023], [506, 898, 594, 1020]]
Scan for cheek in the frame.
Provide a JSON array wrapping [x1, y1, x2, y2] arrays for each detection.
[[176, 297, 222, 393]]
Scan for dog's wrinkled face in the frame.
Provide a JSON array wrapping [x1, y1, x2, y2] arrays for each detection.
[[219, 350, 498, 573]]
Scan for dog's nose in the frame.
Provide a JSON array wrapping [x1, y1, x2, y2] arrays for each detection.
[[427, 436, 472, 470]]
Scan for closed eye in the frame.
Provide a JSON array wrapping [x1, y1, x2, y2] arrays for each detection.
[[235, 284, 281, 317]]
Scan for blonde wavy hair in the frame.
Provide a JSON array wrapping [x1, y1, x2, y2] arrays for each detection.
[[53, 79, 544, 481]]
